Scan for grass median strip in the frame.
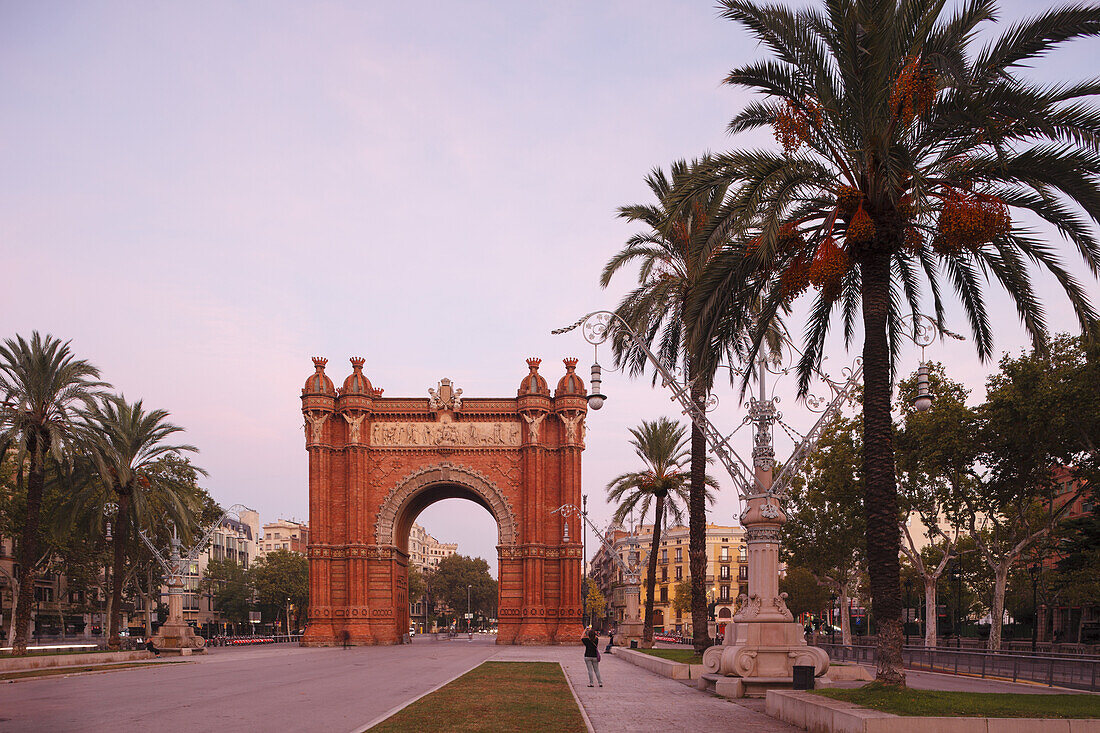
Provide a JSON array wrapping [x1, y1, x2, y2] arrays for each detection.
[[368, 661, 586, 733], [815, 684, 1100, 718], [636, 648, 703, 665]]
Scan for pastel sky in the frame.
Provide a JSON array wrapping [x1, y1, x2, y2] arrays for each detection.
[[2, 1, 1097, 575]]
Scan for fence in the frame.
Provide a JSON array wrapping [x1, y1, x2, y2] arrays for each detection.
[[816, 642, 1100, 692]]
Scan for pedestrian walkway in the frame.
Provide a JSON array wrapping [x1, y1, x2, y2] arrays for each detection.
[[491, 645, 799, 733]]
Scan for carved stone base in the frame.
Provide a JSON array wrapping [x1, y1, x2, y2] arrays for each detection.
[[702, 621, 829, 682], [616, 619, 644, 648], [151, 621, 207, 654]]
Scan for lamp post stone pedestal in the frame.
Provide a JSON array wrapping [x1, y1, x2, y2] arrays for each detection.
[[701, 371, 828, 697], [617, 581, 644, 648], [150, 576, 206, 655]]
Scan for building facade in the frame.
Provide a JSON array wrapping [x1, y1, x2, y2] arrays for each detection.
[[591, 522, 747, 637], [257, 519, 310, 557], [407, 522, 458, 631]]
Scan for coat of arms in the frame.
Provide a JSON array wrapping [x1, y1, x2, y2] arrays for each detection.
[[428, 378, 463, 412]]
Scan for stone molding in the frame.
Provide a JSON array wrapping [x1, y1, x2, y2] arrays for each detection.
[[374, 462, 519, 547]]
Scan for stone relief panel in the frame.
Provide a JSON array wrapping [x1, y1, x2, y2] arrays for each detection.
[[370, 421, 520, 447]]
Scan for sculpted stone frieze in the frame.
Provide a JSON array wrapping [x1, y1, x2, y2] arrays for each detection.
[[370, 421, 520, 447]]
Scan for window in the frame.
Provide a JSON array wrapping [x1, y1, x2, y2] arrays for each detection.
[[675, 548, 682, 561], [738, 546, 747, 562], [660, 587, 668, 603], [675, 566, 682, 580], [720, 547, 730, 561], [661, 549, 668, 562], [661, 567, 668, 582], [720, 565, 731, 580], [738, 565, 748, 581], [720, 585, 730, 600]]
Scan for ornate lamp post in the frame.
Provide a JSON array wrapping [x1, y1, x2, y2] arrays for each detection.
[[555, 310, 954, 693], [553, 504, 644, 646], [904, 578, 913, 646], [136, 504, 255, 655], [1029, 562, 1041, 652]]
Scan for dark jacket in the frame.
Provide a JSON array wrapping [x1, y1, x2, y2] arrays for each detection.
[[582, 637, 598, 658]]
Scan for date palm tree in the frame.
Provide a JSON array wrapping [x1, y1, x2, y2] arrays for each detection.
[[606, 417, 717, 645], [0, 333, 106, 655], [690, 0, 1100, 685], [603, 159, 776, 652], [82, 395, 203, 649]]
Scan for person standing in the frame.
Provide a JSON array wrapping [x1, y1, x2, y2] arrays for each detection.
[[582, 628, 602, 687]]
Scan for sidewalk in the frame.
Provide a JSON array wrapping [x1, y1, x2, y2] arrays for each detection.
[[491, 646, 799, 733]]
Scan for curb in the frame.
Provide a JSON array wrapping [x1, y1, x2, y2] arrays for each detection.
[[559, 661, 596, 733]]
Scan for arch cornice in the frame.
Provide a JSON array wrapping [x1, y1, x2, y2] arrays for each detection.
[[374, 462, 518, 547]]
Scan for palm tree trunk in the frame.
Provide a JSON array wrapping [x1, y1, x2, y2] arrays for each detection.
[[688, 381, 710, 653], [643, 495, 666, 646], [108, 490, 130, 650], [12, 432, 44, 656], [860, 251, 906, 687]]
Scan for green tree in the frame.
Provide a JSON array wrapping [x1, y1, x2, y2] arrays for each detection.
[[895, 363, 977, 647], [584, 578, 606, 627], [691, 0, 1100, 684], [429, 554, 497, 627], [783, 415, 865, 646], [202, 559, 251, 632], [966, 338, 1099, 649], [82, 395, 203, 649], [670, 578, 694, 620], [606, 417, 716, 646], [249, 549, 308, 632], [0, 332, 106, 654], [603, 160, 739, 654], [780, 566, 832, 621]]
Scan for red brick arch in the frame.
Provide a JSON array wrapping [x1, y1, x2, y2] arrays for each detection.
[[299, 358, 588, 646]]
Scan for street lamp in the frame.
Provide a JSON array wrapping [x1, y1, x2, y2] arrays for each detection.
[[467, 584, 472, 639], [949, 562, 963, 650], [285, 597, 291, 637], [903, 578, 913, 646], [1029, 562, 1041, 652]]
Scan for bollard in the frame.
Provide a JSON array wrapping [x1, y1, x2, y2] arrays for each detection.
[[793, 665, 815, 690]]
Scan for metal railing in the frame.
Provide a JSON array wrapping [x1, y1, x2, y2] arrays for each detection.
[[816, 642, 1100, 692]]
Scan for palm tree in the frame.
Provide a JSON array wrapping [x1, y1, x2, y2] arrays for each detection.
[[689, 0, 1100, 685], [603, 159, 748, 653], [606, 417, 717, 645], [81, 395, 203, 649], [0, 333, 106, 655]]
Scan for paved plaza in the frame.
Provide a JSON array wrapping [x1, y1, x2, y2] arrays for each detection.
[[2, 636, 795, 733], [1, 637, 1085, 732]]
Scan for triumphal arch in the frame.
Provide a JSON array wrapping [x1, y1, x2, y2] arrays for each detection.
[[299, 355, 587, 645]]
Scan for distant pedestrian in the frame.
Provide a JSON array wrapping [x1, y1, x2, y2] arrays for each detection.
[[582, 628, 602, 687], [341, 629, 350, 649], [605, 630, 614, 654], [145, 638, 160, 658]]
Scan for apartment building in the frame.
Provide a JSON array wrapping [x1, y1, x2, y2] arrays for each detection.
[[407, 522, 458, 631], [591, 522, 747, 637], [256, 519, 309, 557]]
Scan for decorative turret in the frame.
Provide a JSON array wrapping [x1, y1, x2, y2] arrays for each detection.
[[303, 357, 336, 396], [340, 357, 382, 397], [517, 358, 550, 396], [554, 358, 586, 397]]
